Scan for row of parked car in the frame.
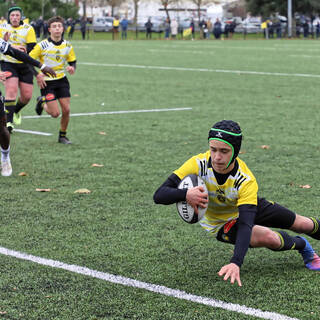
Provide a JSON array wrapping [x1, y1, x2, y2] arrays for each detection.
[[92, 16, 266, 34]]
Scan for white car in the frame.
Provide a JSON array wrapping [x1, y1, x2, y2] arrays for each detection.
[[92, 16, 114, 32]]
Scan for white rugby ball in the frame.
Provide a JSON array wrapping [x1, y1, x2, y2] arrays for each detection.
[[176, 174, 208, 224]]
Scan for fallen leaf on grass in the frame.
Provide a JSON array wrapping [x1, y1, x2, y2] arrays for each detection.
[[98, 131, 107, 135], [0, 311, 7, 315], [73, 94, 79, 97], [36, 188, 51, 192], [261, 145, 270, 149], [74, 188, 91, 194], [18, 172, 27, 176], [299, 184, 311, 189], [91, 163, 104, 167], [239, 150, 246, 154]]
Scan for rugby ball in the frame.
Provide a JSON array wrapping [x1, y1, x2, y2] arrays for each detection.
[[176, 174, 208, 224]]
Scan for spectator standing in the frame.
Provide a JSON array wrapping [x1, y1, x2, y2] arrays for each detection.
[[229, 19, 236, 39], [43, 20, 49, 38], [170, 18, 178, 39], [80, 16, 87, 40], [224, 22, 230, 38], [213, 18, 222, 39], [190, 19, 195, 40], [268, 21, 274, 38], [303, 20, 309, 38], [164, 18, 170, 40], [199, 19, 207, 39], [113, 16, 120, 40], [316, 21, 320, 38], [206, 19, 212, 39], [35, 16, 43, 40], [120, 17, 128, 40], [66, 18, 75, 40], [145, 18, 153, 39]]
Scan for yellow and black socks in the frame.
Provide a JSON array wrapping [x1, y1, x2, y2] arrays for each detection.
[[4, 99, 16, 123], [59, 130, 67, 138], [308, 217, 320, 240], [272, 231, 306, 251], [14, 99, 27, 114]]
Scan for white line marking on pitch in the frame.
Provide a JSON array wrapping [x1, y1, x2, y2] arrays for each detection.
[[22, 107, 192, 119], [79, 61, 320, 79], [0, 246, 299, 320], [14, 129, 52, 136]]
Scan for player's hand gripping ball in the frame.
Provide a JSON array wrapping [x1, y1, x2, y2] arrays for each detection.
[[176, 174, 208, 224]]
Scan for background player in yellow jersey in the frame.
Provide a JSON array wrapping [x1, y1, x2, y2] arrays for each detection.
[[0, 6, 37, 132], [154, 120, 320, 286], [0, 32, 55, 176], [30, 16, 76, 144]]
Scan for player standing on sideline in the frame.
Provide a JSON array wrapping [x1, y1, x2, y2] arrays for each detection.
[[0, 32, 55, 176], [0, 6, 37, 132], [30, 16, 76, 145], [154, 120, 320, 286]]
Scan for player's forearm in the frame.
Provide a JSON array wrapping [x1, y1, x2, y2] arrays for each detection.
[[153, 173, 187, 205], [68, 60, 77, 70], [6, 45, 41, 68], [230, 205, 256, 267]]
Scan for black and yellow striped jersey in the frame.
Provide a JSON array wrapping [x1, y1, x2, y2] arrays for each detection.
[[174, 150, 258, 234], [29, 38, 76, 81]]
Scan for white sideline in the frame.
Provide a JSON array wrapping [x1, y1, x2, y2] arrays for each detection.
[[14, 129, 52, 136], [79, 61, 320, 79], [0, 246, 300, 320], [22, 107, 192, 119]]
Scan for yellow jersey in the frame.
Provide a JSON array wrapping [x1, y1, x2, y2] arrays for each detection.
[[0, 21, 36, 63], [174, 151, 258, 234], [29, 38, 76, 81]]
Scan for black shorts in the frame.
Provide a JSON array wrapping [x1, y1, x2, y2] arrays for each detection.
[[41, 77, 70, 100], [216, 198, 296, 244], [1, 61, 34, 84]]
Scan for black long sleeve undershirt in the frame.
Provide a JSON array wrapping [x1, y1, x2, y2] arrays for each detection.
[[153, 173, 185, 204], [6, 45, 41, 68], [230, 204, 256, 267], [27, 43, 36, 54], [68, 60, 77, 69]]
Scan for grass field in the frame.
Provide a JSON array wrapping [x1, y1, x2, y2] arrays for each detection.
[[0, 37, 320, 319]]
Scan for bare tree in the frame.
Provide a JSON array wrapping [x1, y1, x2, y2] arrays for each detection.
[[159, 0, 180, 21], [190, 0, 220, 21], [103, 0, 126, 16], [132, 0, 140, 24], [80, 0, 87, 17]]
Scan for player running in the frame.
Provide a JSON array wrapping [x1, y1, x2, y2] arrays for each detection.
[[0, 6, 37, 132], [0, 33, 55, 176], [30, 16, 76, 145], [154, 120, 320, 286]]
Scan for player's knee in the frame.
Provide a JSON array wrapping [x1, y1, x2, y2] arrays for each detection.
[[20, 94, 32, 103], [51, 111, 60, 118], [62, 107, 70, 116], [291, 215, 313, 233], [264, 230, 281, 248], [253, 229, 279, 248]]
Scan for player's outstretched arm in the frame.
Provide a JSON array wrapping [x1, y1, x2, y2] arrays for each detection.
[[5, 45, 56, 77]]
